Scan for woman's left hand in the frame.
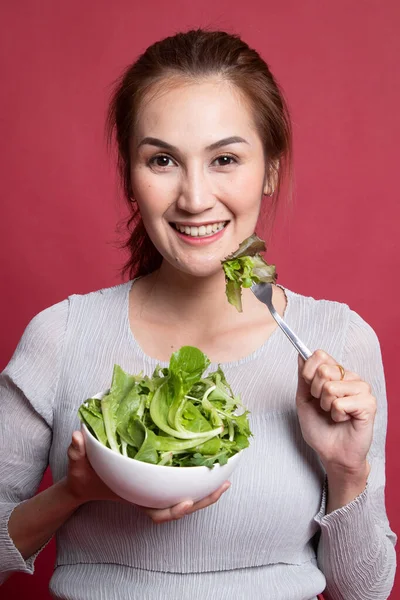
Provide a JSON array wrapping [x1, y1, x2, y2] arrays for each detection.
[[296, 350, 377, 476]]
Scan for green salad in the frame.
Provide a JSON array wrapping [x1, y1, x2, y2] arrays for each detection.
[[222, 234, 277, 312], [78, 346, 251, 468]]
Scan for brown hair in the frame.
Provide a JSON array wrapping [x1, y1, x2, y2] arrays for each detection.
[[107, 29, 292, 279]]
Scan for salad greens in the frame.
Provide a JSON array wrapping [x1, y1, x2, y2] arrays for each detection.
[[78, 346, 251, 468], [222, 234, 277, 312]]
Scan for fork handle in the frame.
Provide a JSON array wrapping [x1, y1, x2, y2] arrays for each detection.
[[270, 313, 312, 360]]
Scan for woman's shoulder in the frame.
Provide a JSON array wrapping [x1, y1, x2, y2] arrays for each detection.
[[67, 280, 132, 305], [282, 285, 379, 353], [283, 285, 352, 320], [39, 280, 132, 322], [14, 281, 132, 351]]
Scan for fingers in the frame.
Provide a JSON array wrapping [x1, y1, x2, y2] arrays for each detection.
[[297, 349, 376, 423], [302, 350, 342, 382], [145, 481, 231, 525], [302, 350, 337, 374], [310, 364, 360, 399], [186, 481, 231, 514], [67, 431, 86, 461], [145, 500, 194, 525], [329, 395, 377, 423], [299, 350, 361, 396], [319, 380, 371, 412]]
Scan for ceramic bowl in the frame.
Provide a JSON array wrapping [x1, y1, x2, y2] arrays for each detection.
[[81, 394, 243, 509]]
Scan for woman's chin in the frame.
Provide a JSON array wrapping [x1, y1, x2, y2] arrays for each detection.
[[162, 255, 225, 280]]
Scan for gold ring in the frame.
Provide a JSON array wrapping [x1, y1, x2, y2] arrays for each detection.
[[336, 364, 345, 380]]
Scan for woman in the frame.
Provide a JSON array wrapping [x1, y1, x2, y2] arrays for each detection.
[[0, 29, 396, 600]]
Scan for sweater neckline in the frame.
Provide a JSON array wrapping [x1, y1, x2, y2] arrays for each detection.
[[123, 280, 295, 369]]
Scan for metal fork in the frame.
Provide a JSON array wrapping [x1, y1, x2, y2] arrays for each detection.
[[251, 282, 312, 360]]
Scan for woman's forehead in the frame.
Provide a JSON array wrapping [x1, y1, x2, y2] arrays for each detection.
[[132, 78, 258, 148]]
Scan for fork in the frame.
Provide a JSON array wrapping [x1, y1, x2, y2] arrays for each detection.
[[251, 282, 312, 360]]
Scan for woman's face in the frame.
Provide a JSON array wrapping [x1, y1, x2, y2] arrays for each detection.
[[130, 77, 269, 278]]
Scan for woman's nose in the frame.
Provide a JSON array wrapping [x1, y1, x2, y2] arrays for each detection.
[[176, 168, 216, 214]]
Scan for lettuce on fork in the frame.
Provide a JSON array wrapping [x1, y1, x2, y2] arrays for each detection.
[[78, 346, 251, 468], [222, 234, 277, 312]]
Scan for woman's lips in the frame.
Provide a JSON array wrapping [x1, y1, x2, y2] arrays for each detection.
[[171, 222, 228, 245]]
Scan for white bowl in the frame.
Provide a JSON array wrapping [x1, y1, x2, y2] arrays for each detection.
[[82, 417, 243, 509]]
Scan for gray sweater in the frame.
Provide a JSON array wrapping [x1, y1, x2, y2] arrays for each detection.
[[0, 282, 396, 599]]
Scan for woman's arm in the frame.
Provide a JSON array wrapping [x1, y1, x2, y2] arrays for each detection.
[[7, 479, 80, 561], [1, 302, 230, 582], [0, 302, 69, 582], [6, 426, 230, 565], [314, 311, 397, 599]]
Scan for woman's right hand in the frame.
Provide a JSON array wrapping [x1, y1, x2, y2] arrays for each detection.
[[66, 431, 231, 523], [66, 430, 123, 505]]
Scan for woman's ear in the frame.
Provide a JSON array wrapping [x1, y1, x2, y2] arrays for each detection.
[[263, 183, 274, 197], [263, 160, 280, 196]]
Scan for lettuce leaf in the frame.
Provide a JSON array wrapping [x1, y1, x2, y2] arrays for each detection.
[[78, 403, 108, 447], [222, 234, 277, 312], [78, 346, 252, 468]]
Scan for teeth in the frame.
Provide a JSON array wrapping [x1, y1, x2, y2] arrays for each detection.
[[175, 222, 226, 237]]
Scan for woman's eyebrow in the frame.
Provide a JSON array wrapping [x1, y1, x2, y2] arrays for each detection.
[[207, 136, 249, 151], [137, 136, 249, 152]]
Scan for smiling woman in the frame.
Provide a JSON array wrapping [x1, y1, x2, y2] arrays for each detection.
[[107, 29, 291, 279], [128, 80, 268, 281], [0, 28, 396, 600]]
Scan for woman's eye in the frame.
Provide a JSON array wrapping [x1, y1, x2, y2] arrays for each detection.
[[213, 155, 237, 167], [149, 155, 174, 168]]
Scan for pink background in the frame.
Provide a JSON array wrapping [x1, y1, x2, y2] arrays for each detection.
[[1, 1, 399, 598]]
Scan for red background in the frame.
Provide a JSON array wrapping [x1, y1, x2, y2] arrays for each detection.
[[1, 1, 399, 598]]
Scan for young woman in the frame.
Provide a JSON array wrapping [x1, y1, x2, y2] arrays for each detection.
[[0, 29, 396, 600]]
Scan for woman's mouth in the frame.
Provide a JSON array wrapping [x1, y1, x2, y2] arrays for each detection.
[[171, 221, 227, 238], [170, 221, 229, 244]]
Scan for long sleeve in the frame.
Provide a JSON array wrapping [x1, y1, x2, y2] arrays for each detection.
[[0, 300, 69, 583], [314, 309, 397, 599]]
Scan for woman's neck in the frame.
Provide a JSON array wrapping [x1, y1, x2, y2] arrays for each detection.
[[129, 260, 287, 363], [137, 261, 239, 329]]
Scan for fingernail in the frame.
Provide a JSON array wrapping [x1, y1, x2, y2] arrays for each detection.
[[223, 482, 231, 492]]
